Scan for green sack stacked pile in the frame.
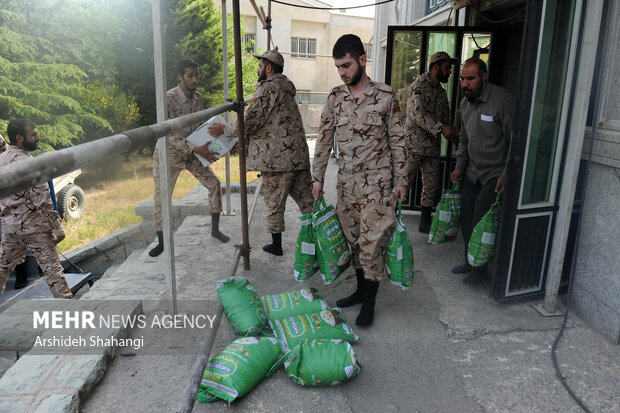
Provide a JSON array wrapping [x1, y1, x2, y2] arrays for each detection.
[[468, 193, 501, 267], [385, 199, 414, 290], [261, 287, 329, 321], [428, 181, 462, 244], [269, 308, 359, 353], [283, 339, 362, 386], [312, 198, 351, 285], [216, 276, 270, 336], [197, 337, 283, 403], [293, 212, 319, 281]]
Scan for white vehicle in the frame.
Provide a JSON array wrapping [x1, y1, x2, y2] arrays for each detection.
[[52, 169, 86, 220]]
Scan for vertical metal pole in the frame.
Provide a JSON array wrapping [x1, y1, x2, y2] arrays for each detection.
[[152, 0, 177, 315], [233, 0, 251, 270], [222, 0, 232, 215], [267, 0, 272, 50]]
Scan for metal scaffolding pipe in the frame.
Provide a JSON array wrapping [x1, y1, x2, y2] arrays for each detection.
[[0, 103, 235, 200], [233, 0, 251, 270]]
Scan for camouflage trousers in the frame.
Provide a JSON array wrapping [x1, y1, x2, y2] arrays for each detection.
[[0, 232, 72, 298], [261, 169, 314, 233], [336, 168, 396, 282], [407, 153, 441, 207], [153, 151, 222, 232]]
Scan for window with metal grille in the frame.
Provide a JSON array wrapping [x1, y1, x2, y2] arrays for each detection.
[[243, 33, 256, 53], [427, 0, 450, 14], [365, 43, 372, 57], [291, 37, 316, 58]]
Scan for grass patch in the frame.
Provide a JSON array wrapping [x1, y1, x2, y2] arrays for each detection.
[[58, 152, 258, 253]]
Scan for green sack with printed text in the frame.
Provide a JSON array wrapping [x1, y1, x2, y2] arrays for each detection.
[[269, 308, 359, 353], [197, 336, 283, 403], [385, 199, 414, 290], [428, 181, 462, 245], [283, 339, 362, 387], [216, 276, 270, 337], [294, 206, 319, 281], [261, 287, 329, 321], [467, 193, 501, 267], [312, 198, 351, 285]]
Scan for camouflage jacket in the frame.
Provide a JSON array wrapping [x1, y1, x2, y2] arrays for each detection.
[[224, 74, 310, 172], [313, 80, 408, 188], [164, 85, 203, 167], [405, 72, 451, 157], [0, 145, 64, 236]]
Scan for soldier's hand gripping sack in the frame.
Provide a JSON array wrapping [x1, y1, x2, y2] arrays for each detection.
[[467, 193, 501, 267], [385, 199, 414, 290], [428, 181, 462, 244], [312, 198, 351, 285]]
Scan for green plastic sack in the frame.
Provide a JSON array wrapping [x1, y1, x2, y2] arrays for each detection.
[[261, 287, 329, 321], [197, 336, 283, 403], [217, 276, 270, 336], [269, 308, 359, 353], [385, 199, 414, 290], [312, 198, 351, 285], [283, 339, 362, 386], [294, 207, 319, 281], [468, 193, 501, 267], [428, 181, 462, 245]]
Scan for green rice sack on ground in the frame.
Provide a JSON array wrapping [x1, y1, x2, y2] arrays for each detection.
[[269, 308, 359, 353], [217, 276, 270, 336], [261, 287, 329, 321], [197, 337, 283, 403], [284, 338, 362, 386]]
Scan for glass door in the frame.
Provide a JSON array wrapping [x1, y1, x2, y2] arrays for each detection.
[[386, 27, 494, 210]]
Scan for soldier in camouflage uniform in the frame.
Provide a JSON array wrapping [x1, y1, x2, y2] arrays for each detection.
[[0, 119, 72, 298], [406, 51, 459, 233], [209, 50, 313, 256], [150, 58, 229, 258], [312, 35, 408, 327]]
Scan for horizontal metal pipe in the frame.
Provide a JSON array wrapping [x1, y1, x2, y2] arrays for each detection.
[[0, 102, 235, 199]]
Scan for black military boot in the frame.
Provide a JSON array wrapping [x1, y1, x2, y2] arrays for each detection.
[[418, 206, 432, 233], [263, 233, 283, 256], [14, 261, 29, 289], [356, 279, 380, 326], [149, 231, 164, 257], [451, 263, 472, 274], [463, 266, 487, 284], [336, 268, 365, 308], [211, 213, 230, 243]]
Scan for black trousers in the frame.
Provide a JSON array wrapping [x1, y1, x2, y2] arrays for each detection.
[[461, 176, 498, 262]]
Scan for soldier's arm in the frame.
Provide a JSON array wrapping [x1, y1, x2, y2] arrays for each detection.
[[28, 184, 64, 237], [166, 98, 197, 154], [312, 94, 335, 184], [245, 84, 277, 136], [412, 85, 445, 135], [387, 94, 408, 188]]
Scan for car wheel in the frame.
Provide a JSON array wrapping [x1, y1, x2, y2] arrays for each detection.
[[57, 184, 86, 220]]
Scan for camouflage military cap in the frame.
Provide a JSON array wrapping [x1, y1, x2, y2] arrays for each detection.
[[429, 51, 459, 66], [253, 50, 285, 68]]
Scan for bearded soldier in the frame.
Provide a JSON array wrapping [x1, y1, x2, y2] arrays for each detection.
[[0, 119, 72, 298], [406, 51, 459, 233], [312, 35, 408, 326], [209, 50, 313, 256], [149, 58, 229, 257]]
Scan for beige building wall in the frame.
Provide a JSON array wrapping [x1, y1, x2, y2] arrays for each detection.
[[219, 0, 373, 94]]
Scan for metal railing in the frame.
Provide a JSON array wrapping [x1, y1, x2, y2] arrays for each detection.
[[296, 91, 328, 105], [0, 103, 236, 199]]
